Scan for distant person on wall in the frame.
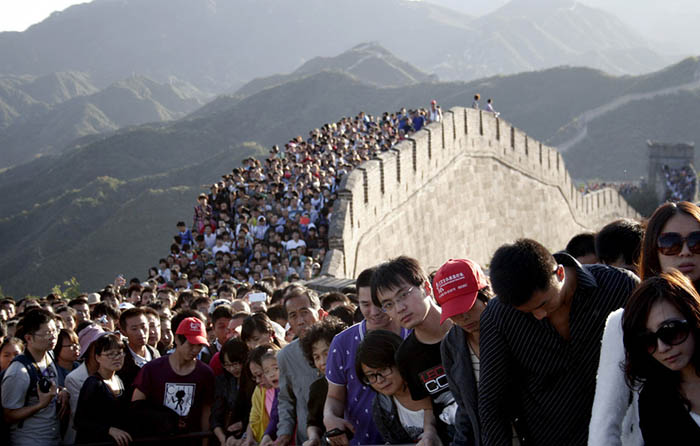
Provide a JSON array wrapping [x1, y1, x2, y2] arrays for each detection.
[[193, 193, 214, 234], [486, 99, 499, 118], [429, 100, 442, 123], [472, 94, 480, 110]]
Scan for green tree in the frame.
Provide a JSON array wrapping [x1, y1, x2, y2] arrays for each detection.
[[51, 277, 82, 301]]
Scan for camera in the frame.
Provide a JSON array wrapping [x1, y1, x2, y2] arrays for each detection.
[[38, 377, 52, 393]]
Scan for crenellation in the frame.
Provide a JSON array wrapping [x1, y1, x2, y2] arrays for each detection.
[[321, 106, 639, 280]]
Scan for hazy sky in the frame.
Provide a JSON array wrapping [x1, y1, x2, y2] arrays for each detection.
[[1, 0, 699, 54], [0, 0, 90, 32]]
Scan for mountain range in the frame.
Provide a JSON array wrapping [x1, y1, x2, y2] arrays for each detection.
[[0, 73, 205, 167], [1, 43, 699, 295], [0, 0, 678, 92]]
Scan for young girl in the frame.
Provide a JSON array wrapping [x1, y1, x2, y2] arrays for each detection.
[[355, 330, 445, 445], [238, 344, 280, 446], [259, 347, 282, 446], [299, 317, 348, 446], [622, 270, 700, 444], [74, 333, 131, 446]]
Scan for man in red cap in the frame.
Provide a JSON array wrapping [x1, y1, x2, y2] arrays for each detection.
[[132, 315, 215, 439], [434, 258, 491, 446]]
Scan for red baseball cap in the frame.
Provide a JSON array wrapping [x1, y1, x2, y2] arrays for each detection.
[[433, 259, 489, 324], [175, 317, 209, 346]]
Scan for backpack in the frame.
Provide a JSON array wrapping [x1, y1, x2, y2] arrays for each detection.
[[0, 352, 52, 430]]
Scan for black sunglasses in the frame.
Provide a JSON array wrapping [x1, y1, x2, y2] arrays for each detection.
[[639, 319, 691, 354], [657, 231, 700, 256]]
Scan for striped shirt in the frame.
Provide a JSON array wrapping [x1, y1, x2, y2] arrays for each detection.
[[479, 253, 639, 446]]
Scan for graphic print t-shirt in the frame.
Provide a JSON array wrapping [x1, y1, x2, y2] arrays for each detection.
[[134, 355, 215, 431], [395, 332, 454, 418]]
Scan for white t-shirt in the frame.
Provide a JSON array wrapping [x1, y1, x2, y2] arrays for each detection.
[[1, 354, 61, 445], [393, 396, 424, 442]]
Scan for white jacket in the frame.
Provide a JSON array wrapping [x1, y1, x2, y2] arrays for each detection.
[[588, 308, 642, 446]]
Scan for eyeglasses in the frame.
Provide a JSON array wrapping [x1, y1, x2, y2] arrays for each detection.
[[362, 367, 393, 384], [33, 329, 59, 338], [222, 361, 242, 369], [62, 343, 80, 350], [381, 287, 414, 313], [100, 350, 126, 360], [657, 231, 700, 256], [639, 319, 690, 354]]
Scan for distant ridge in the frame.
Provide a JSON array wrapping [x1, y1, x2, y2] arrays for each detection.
[[235, 43, 436, 98], [0, 74, 206, 168], [0, 0, 674, 91]]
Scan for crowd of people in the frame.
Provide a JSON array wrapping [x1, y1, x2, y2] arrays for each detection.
[[145, 101, 445, 293], [662, 164, 697, 202], [579, 180, 642, 196], [2, 199, 700, 446]]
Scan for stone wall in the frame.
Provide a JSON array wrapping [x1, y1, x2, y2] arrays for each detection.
[[323, 107, 640, 280]]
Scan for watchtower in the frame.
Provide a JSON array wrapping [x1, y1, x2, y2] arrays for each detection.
[[647, 140, 696, 203]]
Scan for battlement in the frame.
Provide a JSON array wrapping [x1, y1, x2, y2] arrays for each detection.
[[323, 107, 639, 279]]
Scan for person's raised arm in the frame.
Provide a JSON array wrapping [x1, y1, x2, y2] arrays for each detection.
[[478, 306, 515, 446]]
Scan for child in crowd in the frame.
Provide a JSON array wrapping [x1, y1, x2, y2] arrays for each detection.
[[299, 317, 348, 446], [259, 348, 282, 446], [238, 344, 280, 446]]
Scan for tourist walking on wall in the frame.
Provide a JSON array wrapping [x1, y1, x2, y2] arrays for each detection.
[[486, 99, 499, 118], [472, 94, 480, 110], [429, 100, 443, 123]]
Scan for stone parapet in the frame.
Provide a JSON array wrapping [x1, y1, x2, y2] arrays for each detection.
[[321, 107, 640, 280]]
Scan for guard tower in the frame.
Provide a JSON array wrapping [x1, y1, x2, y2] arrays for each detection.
[[648, 140, 697, 203]]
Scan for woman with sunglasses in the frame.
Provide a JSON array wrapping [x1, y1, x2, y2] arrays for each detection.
[[355, 330, 446, 446], [589, 201, 700, 445], [74, 333, 132, 446], [621, 270, 700, 444]]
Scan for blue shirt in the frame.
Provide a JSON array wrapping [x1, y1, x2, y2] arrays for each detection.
[[325, 321, 410, 445]]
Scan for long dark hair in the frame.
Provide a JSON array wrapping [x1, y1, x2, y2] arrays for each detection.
[[639, 201, 700, 281], [622, 270, 700, 407]]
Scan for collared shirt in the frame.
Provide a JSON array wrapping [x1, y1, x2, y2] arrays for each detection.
[[326, 321, 410, 445], [479, 253, 639, 446]]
